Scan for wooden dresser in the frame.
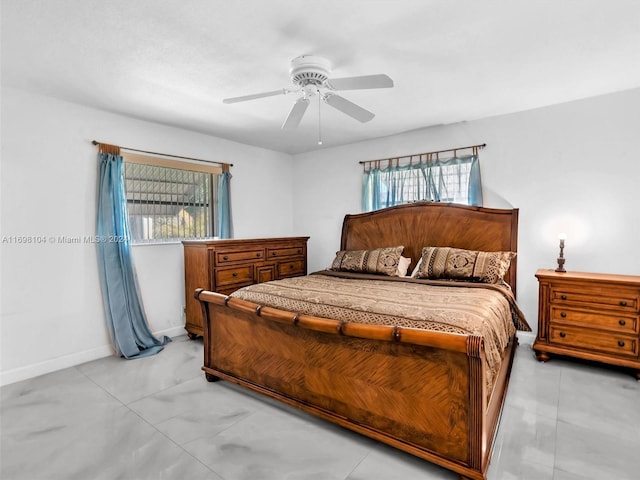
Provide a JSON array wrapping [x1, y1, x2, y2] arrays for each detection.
[[183, 237, 309, 338], [533, 269, 640, 379]]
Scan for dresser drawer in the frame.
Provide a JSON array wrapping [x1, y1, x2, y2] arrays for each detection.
[[216, 265, 254, 287], [277, 260, 305, 277], [267, 246, 305, 258], [550, 306, 639, 334], [550, 285, 639, 312], [216, 249, 264, 264], [549, 325, 639, 358]]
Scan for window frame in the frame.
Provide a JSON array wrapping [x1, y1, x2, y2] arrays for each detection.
[[122, 153, 222, 244]]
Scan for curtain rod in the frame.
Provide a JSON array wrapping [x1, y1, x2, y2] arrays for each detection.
[[91, 140, 233, 167], [358, 143, 486, 166]]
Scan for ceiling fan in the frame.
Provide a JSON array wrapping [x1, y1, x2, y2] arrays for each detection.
[[222, 55, 394, 131]]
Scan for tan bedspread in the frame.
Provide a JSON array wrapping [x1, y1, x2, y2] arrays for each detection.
[[231, 271, 530, 391]]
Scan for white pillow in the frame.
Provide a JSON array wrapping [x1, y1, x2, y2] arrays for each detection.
[[410, 258, 422, 278], [398, 256, 412, 277]]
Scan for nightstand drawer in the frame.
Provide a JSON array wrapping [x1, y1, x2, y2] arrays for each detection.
[[278, 260, 305, 277], [267, 246, 305, 258], [216, 266, 254, 287], [550, 306, 639, 334], [550, 286, 638, 312], [549, 325, 638, 358], [216, 249, 264, 264]]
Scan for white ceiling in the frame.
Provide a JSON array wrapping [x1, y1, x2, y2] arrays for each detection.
[[3, 0, 640, 154]]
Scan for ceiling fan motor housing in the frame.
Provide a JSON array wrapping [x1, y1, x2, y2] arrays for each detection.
[[290, 55, 331, 87]]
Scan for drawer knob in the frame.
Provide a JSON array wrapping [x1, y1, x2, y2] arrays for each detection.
[[619, 319, 626, 326], [561, 295, 567, 300], [560, 312, 567, 318], [232, 272, 238, 277], [559, 332, 566, 338], [620, 301, 628, 307], [256, 253, 261, 257], [272, 252, 277, 256], [297, 249, 302, 254], [223, 255, 229, 260], [618, 340, 625, 347]]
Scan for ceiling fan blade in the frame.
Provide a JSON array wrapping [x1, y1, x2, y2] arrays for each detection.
[[327, 74, 393, 91], [281, 97, 310, 130], [324, 94, 375, 123], [223, 89, 288, 104]]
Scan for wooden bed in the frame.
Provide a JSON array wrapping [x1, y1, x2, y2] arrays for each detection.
[[196, 202, 523, 480]]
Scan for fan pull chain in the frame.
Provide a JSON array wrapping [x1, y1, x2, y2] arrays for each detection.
[[317, 93, 323, 145]]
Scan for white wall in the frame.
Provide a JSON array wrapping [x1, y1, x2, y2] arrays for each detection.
[[293, 88, 640, 333], [0, 87, 294, 385]]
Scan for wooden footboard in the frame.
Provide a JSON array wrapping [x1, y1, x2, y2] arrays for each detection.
[[197, 289, 517, 480]]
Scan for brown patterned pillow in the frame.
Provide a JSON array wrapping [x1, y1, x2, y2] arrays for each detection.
[[413, 246, 515, 284], [330, 246, 404, 276]]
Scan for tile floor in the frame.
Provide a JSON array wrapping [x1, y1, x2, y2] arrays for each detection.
[[1, 335, 638, 480]]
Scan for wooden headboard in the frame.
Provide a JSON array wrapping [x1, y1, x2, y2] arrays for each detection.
[[340, 202, 519, 295]]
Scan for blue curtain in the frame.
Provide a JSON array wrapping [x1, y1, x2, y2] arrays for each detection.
[[468, 155, 483, 207], [362, 154, 483, 212], [217, 170, 232, 239], [97, 153, 170, 359]]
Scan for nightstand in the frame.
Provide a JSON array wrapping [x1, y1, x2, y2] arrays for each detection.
[[533, 269, 640, 379]]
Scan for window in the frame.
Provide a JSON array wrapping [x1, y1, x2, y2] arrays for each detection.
[[383, 159, 472, 204], [362, 154, 482, 212], [123, 153, 222, 243]]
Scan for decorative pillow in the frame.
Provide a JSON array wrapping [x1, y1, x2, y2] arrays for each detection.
[[412, 246, 515, 284], [330, 246, 404, 276], [397, 256, 412, 277]]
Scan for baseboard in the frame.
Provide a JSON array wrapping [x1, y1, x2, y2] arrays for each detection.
[[0, 325, 187, 387], [0, 344, 115, 387], [156, 325, 187, 339], [517, 331, 536, 346]]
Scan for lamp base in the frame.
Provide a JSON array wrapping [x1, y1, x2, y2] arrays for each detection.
[[555, 257, 566, 273]]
